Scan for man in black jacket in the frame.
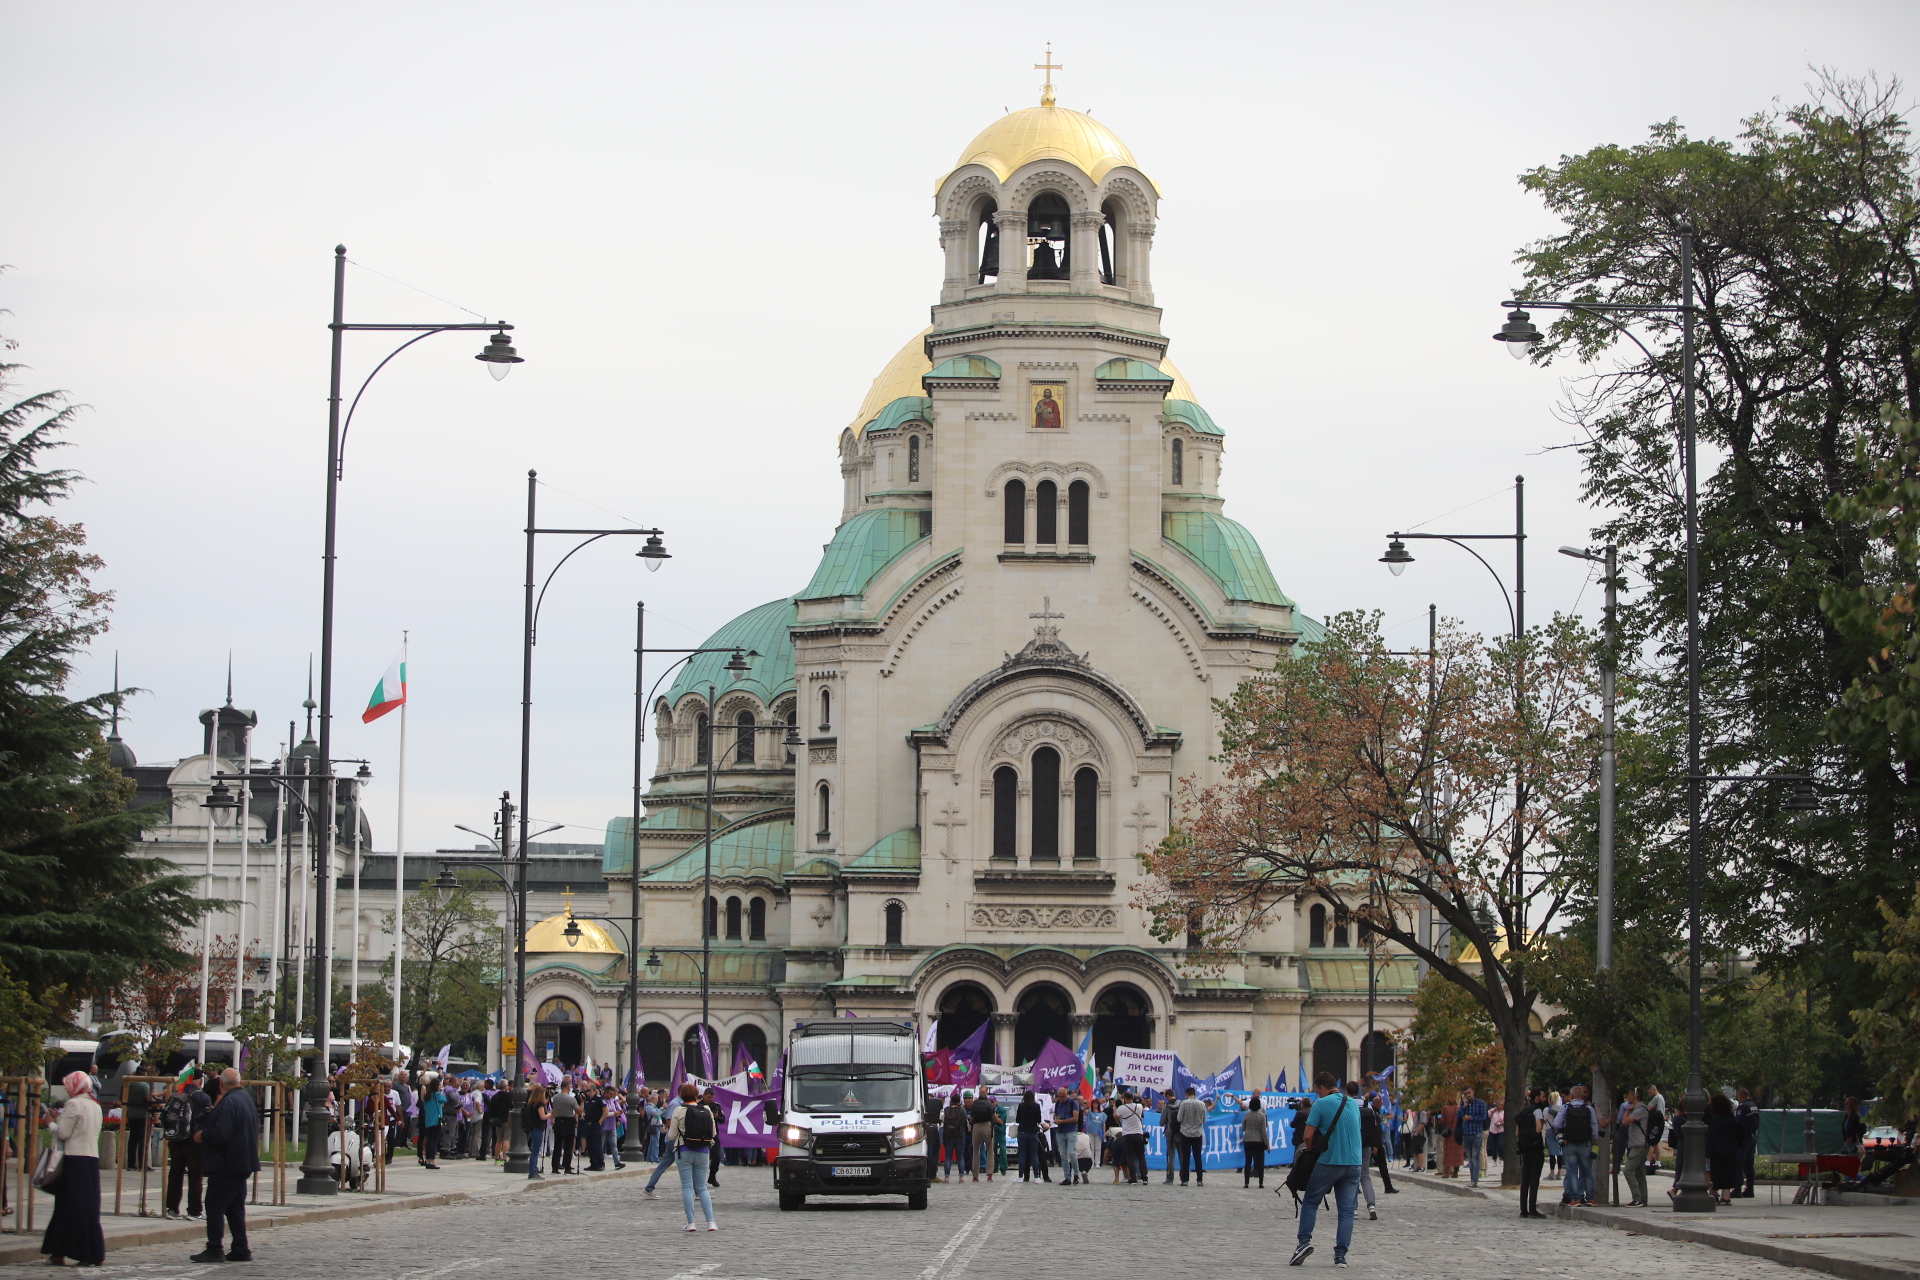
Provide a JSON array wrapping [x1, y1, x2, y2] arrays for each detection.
[[189, 1068, 260, 1263]]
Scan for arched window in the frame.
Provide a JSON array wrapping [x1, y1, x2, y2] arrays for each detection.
[[1186, 915, 1205, 949], [1312, 1030, 1350, 1086], [781, 701, 797, 763], [976, 199, 1000, 283], [1067, 480, 1089, 546], [1031, 746, 1060, 861], [1026, 192, 1070, 279], [1171, 438, 1183, 487], [725, 896, 743, 939], [704, 895, 718, 938], [1309, 903, 1327, 948], [1004, 479, 1026, 544], [1333, 908, 1350, 949], [735, 710, 755, 764], [908, 436, 920, 483], [818, 686, 831, 731], [637, 1022, 673, 1085], [695, 712, 710, 765], [885, 900, 904, 947], [748, 897, 767, 941], [1034, 479, 1057, 544], [992, 766, 1018, 860], [1073, 766, 1098, 860], [1099, 202, 1119, 286], [816, 782, 831, 838]]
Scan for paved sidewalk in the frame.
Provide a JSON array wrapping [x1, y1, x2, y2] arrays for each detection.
[[0, 1150, 653, 1264], [1396, 1166, 1920, 1280]]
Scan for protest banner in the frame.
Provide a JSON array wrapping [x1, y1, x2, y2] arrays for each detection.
[[1139, 1092, 1307, 1169], [714, 1085, 779, 1149], [1113, 1047, 1177, 1093]]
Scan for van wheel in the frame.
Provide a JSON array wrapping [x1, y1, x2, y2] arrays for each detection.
[[907, 1190, 928, 1210], [779, 1192, 805, 1211]]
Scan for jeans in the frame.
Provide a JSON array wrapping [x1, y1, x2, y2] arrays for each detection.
[[1054, 1130, 1078, 1181], [1125, 1133, 1147, 1183], [1563, 1143, 1594, 1202], [942, 1133, 967, 1177], [1243, 1142, 1267, 1186], [1017, 1131, 1042, 1180], [1623, 1144, 1649, 1204], [677, 1148, 714, 1224], [1463, 1132, 1485, 1185], [422, 1122, 440, 1164], [646, 1129, 662, 1162], [1297, 1162, 1361, 1261], [204, 1173, 248, 1254], [1163, 1130, 1178, 1182], [1177, 1135, 1204, 1183], [971, 1122, 993, 1175], [526, 1127, 546, 1177], [165, 1141, 203, 1214], [1519, 1146, 1544, 1214], [645, 1143, 677, 1191]]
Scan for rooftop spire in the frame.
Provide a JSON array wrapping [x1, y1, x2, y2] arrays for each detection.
[[109, 652, 122, 741], [1034, 44, 1062, 107], [302, 655, 316, 742], [225, 651, 234, 707]]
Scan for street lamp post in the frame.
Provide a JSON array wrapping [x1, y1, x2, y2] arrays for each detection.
[[513, 474, 666, 1171], [306, 245, 523, 1195], [1561, 542, 1618, 1201]]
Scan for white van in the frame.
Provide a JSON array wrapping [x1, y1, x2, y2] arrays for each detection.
[[774, 1019, 931, 1211]]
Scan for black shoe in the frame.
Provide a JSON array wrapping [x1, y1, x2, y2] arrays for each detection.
[[1528, 1210, 1550, 1219], [225, 1251, 252, 1262], [1289, 1244, 1314, 1267], [187, 1250, 225, 1264]]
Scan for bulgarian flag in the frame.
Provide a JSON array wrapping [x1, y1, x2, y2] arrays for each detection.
[[363, 654, 406, 723], [1076, 1028, 1096, 1102]]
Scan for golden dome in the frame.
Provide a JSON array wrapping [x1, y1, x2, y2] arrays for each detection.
[[524, 910, 620, 954], [847, 328, 932, 438], [944, 105, 1156, 192], [1161, 356, 1196, 403]]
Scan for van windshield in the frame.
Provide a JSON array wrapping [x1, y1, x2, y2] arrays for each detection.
[[789, 1072, 917, 1114]]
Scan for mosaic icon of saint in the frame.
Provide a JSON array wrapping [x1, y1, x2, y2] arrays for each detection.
[[1034, 387, 1061, 429]]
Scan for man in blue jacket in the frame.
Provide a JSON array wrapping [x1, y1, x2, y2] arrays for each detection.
[[189, 1068, 260, 1264], [1456, 1086, 1490, 1188]]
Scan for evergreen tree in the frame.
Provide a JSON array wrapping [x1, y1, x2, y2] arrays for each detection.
[[0, 315, 202, 1003]]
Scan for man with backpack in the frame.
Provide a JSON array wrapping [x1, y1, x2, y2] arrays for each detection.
[[1735, 1088, 1760, 1197], [162, 1070, 211, 1220], [1554, 1084, 1598, 1206], [1290, 1071, 1363, 1269], [967, 1091, 997, 1181]]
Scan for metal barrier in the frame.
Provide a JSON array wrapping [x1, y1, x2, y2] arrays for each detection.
[[119, 1076, 292, 1217], [0, 1077, 44, 1234]]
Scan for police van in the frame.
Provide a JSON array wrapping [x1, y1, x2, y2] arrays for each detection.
[[774, 1018, 931, 1210]]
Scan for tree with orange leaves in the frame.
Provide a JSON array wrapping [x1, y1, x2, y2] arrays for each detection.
[[1138, 608, 1603, 1180]]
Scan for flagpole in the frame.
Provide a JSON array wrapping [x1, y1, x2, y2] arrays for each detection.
[[349, 772, 362, 1040], [237, 724, 252, 1050], [199, 717, 217, 1068], [393, 631, 409, 1068]]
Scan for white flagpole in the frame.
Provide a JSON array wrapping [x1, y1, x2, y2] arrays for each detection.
[[235, 724, 251, 1048], [198, 731, 216, 1068], [350, 772, 362, 1039], [392, 632, 409, 1067]]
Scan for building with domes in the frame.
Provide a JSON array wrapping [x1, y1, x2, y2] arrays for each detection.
[[520, 80, 1416, 1089]]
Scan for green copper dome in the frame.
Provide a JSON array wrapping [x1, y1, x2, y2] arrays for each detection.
[[662, 598, 797, 707]]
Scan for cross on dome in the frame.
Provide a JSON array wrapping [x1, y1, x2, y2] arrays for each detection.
[[1034, 45, 1063, 107], [1030, 596, 1066, 623]]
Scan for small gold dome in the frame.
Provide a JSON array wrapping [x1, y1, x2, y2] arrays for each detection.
[[944, 105, 1156, 192], [847, 328, 932, 438], [524, 910, 620, 954], [1161, 356, 1196, 403]]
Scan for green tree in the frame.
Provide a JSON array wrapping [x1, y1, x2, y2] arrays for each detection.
[[1512, 74, 1920, 1072], [1852, 880, 1920, 1123], [1400, 971, 1503, 1111], [0, 958, 68, 1075], [0, 315, 203, 999], [372, 881, 500, 1062]]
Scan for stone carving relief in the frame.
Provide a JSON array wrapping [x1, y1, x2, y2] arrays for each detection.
[[995, 718, 1097, 763], [808, 746, 837, 764], [971, 904, 1118, 930]]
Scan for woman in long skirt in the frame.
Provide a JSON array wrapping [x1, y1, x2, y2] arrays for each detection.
[[42, 1071, 105, 1266]]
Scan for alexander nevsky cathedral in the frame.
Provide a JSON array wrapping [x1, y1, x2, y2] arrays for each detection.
[[512, 72, 1416, 1088]]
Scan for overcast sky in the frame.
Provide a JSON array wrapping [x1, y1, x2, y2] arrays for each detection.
[[5, 1, 1913, 857]]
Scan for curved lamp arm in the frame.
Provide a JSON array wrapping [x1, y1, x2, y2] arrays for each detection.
[[530, 533, 619, 645], [1510, 300, 1684, 413], [1426, 536, 1517, 635], [337, 331, 439, 478]]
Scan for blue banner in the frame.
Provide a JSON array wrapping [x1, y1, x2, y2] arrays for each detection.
[[1138, 1093, 1308, 1169]]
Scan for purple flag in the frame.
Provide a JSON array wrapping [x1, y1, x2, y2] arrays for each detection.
[[519, 1037, 539, 1082], [769, 1049, 787, 1097], [670, 1048, 687, 1092], [948, 1020, 989, 1089], [713, 1086, 780, 1148], [697, 1026, 716, 1079], [1032, 1038, 1081, 1095]]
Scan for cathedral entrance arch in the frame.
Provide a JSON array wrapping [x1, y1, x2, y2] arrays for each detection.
[[1312, 1030, 1349, 1086], [936, 982, 995, 1052], [1091, 983, 1152, 1071], [534, 996, 584, 1068], [637, 1022, 673, 1086], [1014, 983, 1073, 1064]]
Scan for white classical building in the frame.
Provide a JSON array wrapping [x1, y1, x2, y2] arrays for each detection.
[[514, 83, 1418, 1088]]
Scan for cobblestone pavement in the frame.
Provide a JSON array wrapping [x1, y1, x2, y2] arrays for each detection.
[[8, 1169, 1821, 1280]]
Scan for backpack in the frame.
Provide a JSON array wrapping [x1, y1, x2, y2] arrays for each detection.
[[161, 1091, 195, 1142], [1562, 1103, 1593, 1145], [681, 1102, 716, 1145], [1644, 1106, 1666, 1148], [969, 1097, 995, 1124]]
